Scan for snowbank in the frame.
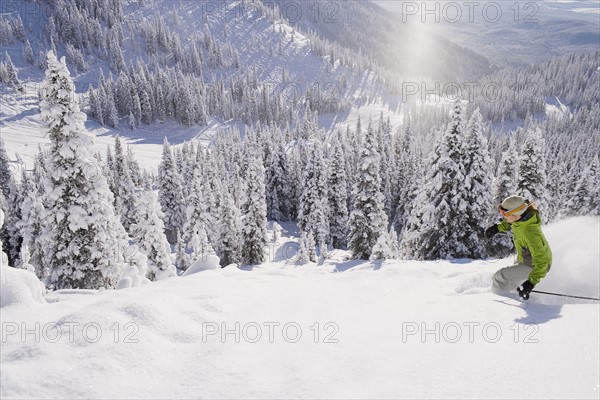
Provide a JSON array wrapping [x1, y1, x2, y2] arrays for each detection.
[[0, 264, 46, 308], [116, 253, 151, 290], [182, 254, 221, 276]]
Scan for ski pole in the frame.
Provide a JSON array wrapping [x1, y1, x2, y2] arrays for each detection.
[[531, 290, 600, 301]]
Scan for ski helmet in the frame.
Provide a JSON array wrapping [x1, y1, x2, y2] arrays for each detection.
[[500, 195, 528, 216]]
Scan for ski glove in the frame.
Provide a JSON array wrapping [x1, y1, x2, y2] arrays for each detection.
[[517, 280, 535, 300], [484, 225, 499, 239]]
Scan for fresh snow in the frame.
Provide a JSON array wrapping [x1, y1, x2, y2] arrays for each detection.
[[182, 253, 221, 276], [0, 263, 45, 308], [1, 216, 598, 399]]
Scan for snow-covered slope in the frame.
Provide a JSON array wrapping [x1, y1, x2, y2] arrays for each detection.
[[2, 217, 598, 399], [0, 0, 411, 171]]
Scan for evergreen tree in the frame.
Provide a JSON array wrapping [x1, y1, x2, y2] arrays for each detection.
[[401, 105, 471, 260], [297, 230, 317, 263], [129, 191, 176, 281], [378, 114, 394, 218], [113, 136, 138, 232], [566, 157, 599, 216], [158, 137, 185, 243], [3, 52, 22, 91], [327, 131, 349, 248], [348, 121, 389, 260], [88, 86, 104, 126], [175, 229, 191, 271], [23, 39, 34, 64], [462, 109, 494, 258], [517, 126, 548, 215], [218, 189, 242, 267], [298, 141, 329, 247], [183, 163, 213, 261], [0, 136, 12, 199], [241, 148, 268, 265], [494, 137, 518, 205], [490, 136, 518, 257], [116, 71, 132, 116], [128, 112, 136, 130], [140, 89, 153, 124], [392, 122, 420, 236], [127, 147, 143, 187], [40, 51, 127, 289], [105, 90, 119, 128], [17, 171, 46, 279], [265, 140, 293, 221], [2, 176, 23, 266], [370, 229, 396, 261]]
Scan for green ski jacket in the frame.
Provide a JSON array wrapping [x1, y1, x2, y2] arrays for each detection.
[[497, 210, 553, 285]]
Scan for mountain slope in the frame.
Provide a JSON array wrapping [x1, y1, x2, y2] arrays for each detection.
[[1, 217, 599, 398]]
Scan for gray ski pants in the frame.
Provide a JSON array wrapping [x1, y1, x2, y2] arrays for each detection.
[[491, 263, 533, 293]]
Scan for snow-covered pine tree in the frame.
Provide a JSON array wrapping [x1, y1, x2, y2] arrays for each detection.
[[218, 189, 242, 267], [494, 136, 518, 205], [327, 131, 349, 248], [565, 157, 599, 216], [40, 51, 127, 289], [205, 157, 225, 249], [517, 126, 548, 217], [87, 85, 104, 126], [348, 120, 389, 260], [298, 141, 330, 249], [346, 119, 362, 211], [241, 147, 268, 265], [113, 136, 138, 232], [175, 229, 190, 271], [131, 89, 142, 126], [392, 121, 420, 237], [401, 105, 471, 260], [129, 190, 176, 281], [1, 175, 22, 267], [297, 229, 317, 263], [489, 136, 518, 257], [3, 52, 22, 92], [140, 89, 153, 125], [127, 146, 143, 187], [182, 163, 213, 261], [462, 109, 494, 258], [266, 140, 293, 221], [545, 145, 569, 219], [23, 39, 34, 64], [0, 135, 12, 199], [377, 114, 394, 219], [116, 70, 132, 116], [158, 137, 185, 243], [17, 170, 47, 279], [370, 231, 395, 261], [0, 138, 16, 264]]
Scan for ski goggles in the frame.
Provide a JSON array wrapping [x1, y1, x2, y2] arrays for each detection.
[[499, 202, 528, 217]]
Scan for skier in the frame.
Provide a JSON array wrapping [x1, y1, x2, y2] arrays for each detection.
[[484, 195, 552, 300]]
